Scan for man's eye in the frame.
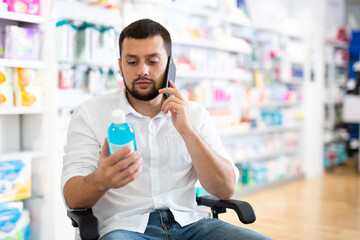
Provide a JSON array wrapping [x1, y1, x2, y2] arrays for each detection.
[[127, 61, 136, 65]]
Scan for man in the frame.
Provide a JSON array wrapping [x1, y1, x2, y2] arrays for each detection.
[[62, 18, 270, 240]]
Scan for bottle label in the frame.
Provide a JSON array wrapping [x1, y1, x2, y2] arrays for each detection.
[[109, 140, 135, 158]]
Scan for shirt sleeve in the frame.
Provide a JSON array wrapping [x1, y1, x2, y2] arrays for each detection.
[[61, 105, 101, 209], [196, 105, 240, 188]]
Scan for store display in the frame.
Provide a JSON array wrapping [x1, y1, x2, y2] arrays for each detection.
[[0, 157, 31, 203], [0, 3, 46, 238], [0, 67, 43, 108], [7, 0, 40, 15], [323, 28, 351, 168], [0, 26, 5, 58], [236, 155, 301, 187], [0, 202, 30, 240], [55, 20, 77, 62], [0, 67, 14, 107], [2, 25, 41, 60], [0, 0, 8, 11], [13, 68, 43, 107]]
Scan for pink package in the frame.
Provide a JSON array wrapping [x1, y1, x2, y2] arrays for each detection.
[[7, 0, 40, 15]]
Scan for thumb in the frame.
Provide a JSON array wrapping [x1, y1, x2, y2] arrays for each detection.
[[100, 138, 110, 160]]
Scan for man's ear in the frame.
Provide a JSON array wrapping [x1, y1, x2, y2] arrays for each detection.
[[118, 58, 124, 78]]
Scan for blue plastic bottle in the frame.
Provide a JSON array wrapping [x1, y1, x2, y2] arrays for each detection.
[[107, 109, 137, 156]]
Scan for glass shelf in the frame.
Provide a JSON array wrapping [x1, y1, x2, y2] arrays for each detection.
[[0, 193, 44, 205], [0, 11, 43, 24]]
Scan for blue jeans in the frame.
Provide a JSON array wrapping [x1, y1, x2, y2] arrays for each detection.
[[100, 210, 271, 240]]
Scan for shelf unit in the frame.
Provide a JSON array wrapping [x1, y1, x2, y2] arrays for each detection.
[[323, 39, 349, 168], [220, 124, 303, 138], [0, 2, 50, 239], [0, 150, 45, 160], [0, 106, 45, 114], [0, 58, 45, 69], [234, 174, 303, 198], [0, 11, 44, 23]]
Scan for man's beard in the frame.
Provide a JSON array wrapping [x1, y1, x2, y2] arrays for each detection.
[[123, 76, 161, 101]]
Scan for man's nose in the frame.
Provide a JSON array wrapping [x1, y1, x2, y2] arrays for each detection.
[[137, 63, 149, 77]]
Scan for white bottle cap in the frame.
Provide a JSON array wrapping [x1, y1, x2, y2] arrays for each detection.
[[111, 109, 126, 124]]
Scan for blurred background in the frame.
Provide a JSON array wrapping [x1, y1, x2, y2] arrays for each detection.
[[0, 0, 360, 239]]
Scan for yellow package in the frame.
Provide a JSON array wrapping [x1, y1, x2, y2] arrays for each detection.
[[0, 157, 31, 203], [12, 68, 43, 107], [0, 67, 14, 107]]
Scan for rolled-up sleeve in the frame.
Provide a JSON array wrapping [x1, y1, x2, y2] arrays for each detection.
[[61, 106, 101, 209]]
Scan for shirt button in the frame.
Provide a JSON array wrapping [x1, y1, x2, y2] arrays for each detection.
[[149, 122, 156, 135]]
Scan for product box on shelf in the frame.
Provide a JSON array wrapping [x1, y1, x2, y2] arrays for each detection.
[[0, 157, 31, 203], [12, 68, 43, 107], [7, 0, 40, 15], [0, 0, 8, 11], [0, 202, 30, 240], [56, 20, 77, 63], [4, 25, 41, 61], [0, 26, 4, 58], [0, 67, 14, 107]]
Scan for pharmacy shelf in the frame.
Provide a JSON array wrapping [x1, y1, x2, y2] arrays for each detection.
[[325, 40, 349, 49], [249, 102, 302, 108], [57, 60, 118, 69], [221, 124, 303, 138], [0, 11, 44, 24], [0, 193, 43, 205], [0, 107, 45, 115], [55, 0, 122, 29], [253, 23, 305, 40], [177, 73, 303, 82], [207, 102, 302, 110], [133, 0, 251, 27], [234, 149, 299, 163], [0, 58, 45, 69], [168, 2, 300, 39], [173, 39, 251, 54], [0, 150, 45, 160], [324, 100, 342, 106], [325, 61, 347, 68], [235, 174, 304, 198], [177, 71, 244, 80], [276, 78, 304, 85]]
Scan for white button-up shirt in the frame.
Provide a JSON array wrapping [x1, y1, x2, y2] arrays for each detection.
[[61, 88, 239, 238]]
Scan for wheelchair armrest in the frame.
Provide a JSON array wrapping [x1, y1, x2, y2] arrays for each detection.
[[67, 208, 100, 240], [196, 195, 256, 224]]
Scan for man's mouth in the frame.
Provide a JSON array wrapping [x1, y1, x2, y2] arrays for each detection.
[[135, 80, 153, 88]]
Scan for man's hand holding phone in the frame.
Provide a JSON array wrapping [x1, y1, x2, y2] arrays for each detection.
[[159, 81, 195, 137]]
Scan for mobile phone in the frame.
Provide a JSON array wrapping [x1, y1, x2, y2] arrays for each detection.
[[163, 56, 176, 99]]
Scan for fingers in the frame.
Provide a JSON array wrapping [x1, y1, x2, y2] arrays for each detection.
[[162, 101, 183, 115], [111, 153, 143, 187], [103, 145, 132, 167], [100, 138, 110, 159], [114, 152, 142, 171], [115, 164, 143, 187], [168, 80, 177, 89], [159, 81, 183, 100], [101, 138, 132, 163], [161, 95, 183, 113]]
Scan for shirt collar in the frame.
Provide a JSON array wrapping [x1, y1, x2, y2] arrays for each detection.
[[118, 88, 171, 119]]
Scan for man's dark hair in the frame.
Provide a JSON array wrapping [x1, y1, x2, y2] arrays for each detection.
[[119, 18, 172, 57]]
